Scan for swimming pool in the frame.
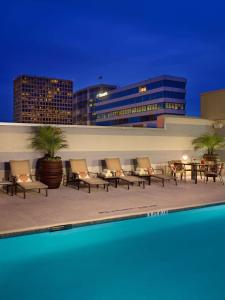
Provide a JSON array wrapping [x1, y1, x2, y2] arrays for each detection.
[[1, 205, 225, 300]]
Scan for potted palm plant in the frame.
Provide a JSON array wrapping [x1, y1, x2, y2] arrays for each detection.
[[30, 126, 68, 188], [192, 133, 225, 161]]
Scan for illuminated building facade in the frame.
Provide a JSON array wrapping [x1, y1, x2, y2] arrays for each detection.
[[95, 75, 186, 127], [14, 75, 73, 124], [73, 84, 117, 125]]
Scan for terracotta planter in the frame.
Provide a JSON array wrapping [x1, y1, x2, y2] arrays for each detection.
[[39, 160, 63, 189]]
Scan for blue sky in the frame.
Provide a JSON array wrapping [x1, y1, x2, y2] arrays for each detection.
[[1, 0, 225, 121]]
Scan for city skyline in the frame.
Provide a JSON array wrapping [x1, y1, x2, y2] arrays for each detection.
[[1, 0, 225, 122]]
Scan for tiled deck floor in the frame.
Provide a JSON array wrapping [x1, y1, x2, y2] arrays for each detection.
[[0, 178, 225, 236]]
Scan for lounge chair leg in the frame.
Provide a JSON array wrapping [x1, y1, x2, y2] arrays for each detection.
[[88, 185, 90, 193], [24, 190, 26, 199], [11, 185, 13, 196], [106, 184, 109, 192], [143, 181, 145, 189], [39, 189, 41, 193], [162, 179, 165, 187], [128, 184, 129, 190]]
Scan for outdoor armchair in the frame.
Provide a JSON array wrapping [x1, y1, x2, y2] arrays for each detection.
[[204, 162, 224, 185], [168, 160, 187, 181]]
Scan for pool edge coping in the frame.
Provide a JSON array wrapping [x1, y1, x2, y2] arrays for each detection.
[[1, 200, 225, 239]]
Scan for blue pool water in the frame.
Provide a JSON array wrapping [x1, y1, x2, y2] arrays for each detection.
[[1, 205, 225, 300]]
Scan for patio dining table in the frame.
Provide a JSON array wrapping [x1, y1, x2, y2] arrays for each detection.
[[175, 162, 210, 184]]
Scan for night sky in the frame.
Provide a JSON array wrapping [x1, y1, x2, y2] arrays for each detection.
[[1, 0, 225, 122]]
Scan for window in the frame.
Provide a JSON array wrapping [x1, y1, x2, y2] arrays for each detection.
[[139, 86, 147, 93]]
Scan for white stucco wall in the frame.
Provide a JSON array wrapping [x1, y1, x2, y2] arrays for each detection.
[[0, 115, 224, 178]]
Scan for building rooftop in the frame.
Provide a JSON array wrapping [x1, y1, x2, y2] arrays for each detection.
[[14, 74, 73, 83], [0, 115, 224, 238], [0, 179, 225, 237], [201, 88, 225, 95], [100, 74, 187, 96]]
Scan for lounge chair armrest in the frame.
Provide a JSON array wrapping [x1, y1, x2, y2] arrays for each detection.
[[72, 172, 79, 179], [10, 175, 17, 184]]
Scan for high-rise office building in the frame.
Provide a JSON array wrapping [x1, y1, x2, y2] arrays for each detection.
[[201, 89, 225, 120], [94, 75, 186, 127], [14, 75, 73, 124], [73, 84, 117, 125]]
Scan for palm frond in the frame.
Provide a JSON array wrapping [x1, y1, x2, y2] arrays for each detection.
[[192, 133, 225, 155], [30, 126, 68, 158]]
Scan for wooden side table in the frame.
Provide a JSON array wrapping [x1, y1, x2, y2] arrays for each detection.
[[97, 174, 119, 188], [0, 181, 14, 196]]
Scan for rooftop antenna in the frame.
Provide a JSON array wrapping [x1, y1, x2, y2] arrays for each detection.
[[98, 75, 103, 91]]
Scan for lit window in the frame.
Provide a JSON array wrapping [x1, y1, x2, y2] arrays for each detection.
[[139, 86, 147, 93], [96, 91, 108, 98]]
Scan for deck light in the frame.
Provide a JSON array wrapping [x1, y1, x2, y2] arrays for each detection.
[[182, 154, 188, 162]]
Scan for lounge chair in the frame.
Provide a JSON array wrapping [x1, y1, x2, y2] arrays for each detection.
[[10, 160, 48, 199], [136, 157, 177, 186], [105, 158, 145, 189], [69, 159, 109, 193]]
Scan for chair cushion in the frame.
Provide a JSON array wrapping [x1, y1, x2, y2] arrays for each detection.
[[115, 170, 125, 177], [101, 169, 113, 178], [134, 168, 148, 176], [147, 167, 155, 175], [81, 177, 108, 185], [78, 172, 90, 179], [121, 176, 144, 183], [16, 174, 32, 183]]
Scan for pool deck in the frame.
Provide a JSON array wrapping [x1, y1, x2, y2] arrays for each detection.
[[0, 178, 225, 237]]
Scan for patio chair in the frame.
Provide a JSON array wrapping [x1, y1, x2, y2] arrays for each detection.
[[204, 162, 224, 185], [69, 159, 109, 193], [136, 157, 177, 186], [105, 158, 145, 189], [9, 160, 48, 199], [168, 160, 187, 181]]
